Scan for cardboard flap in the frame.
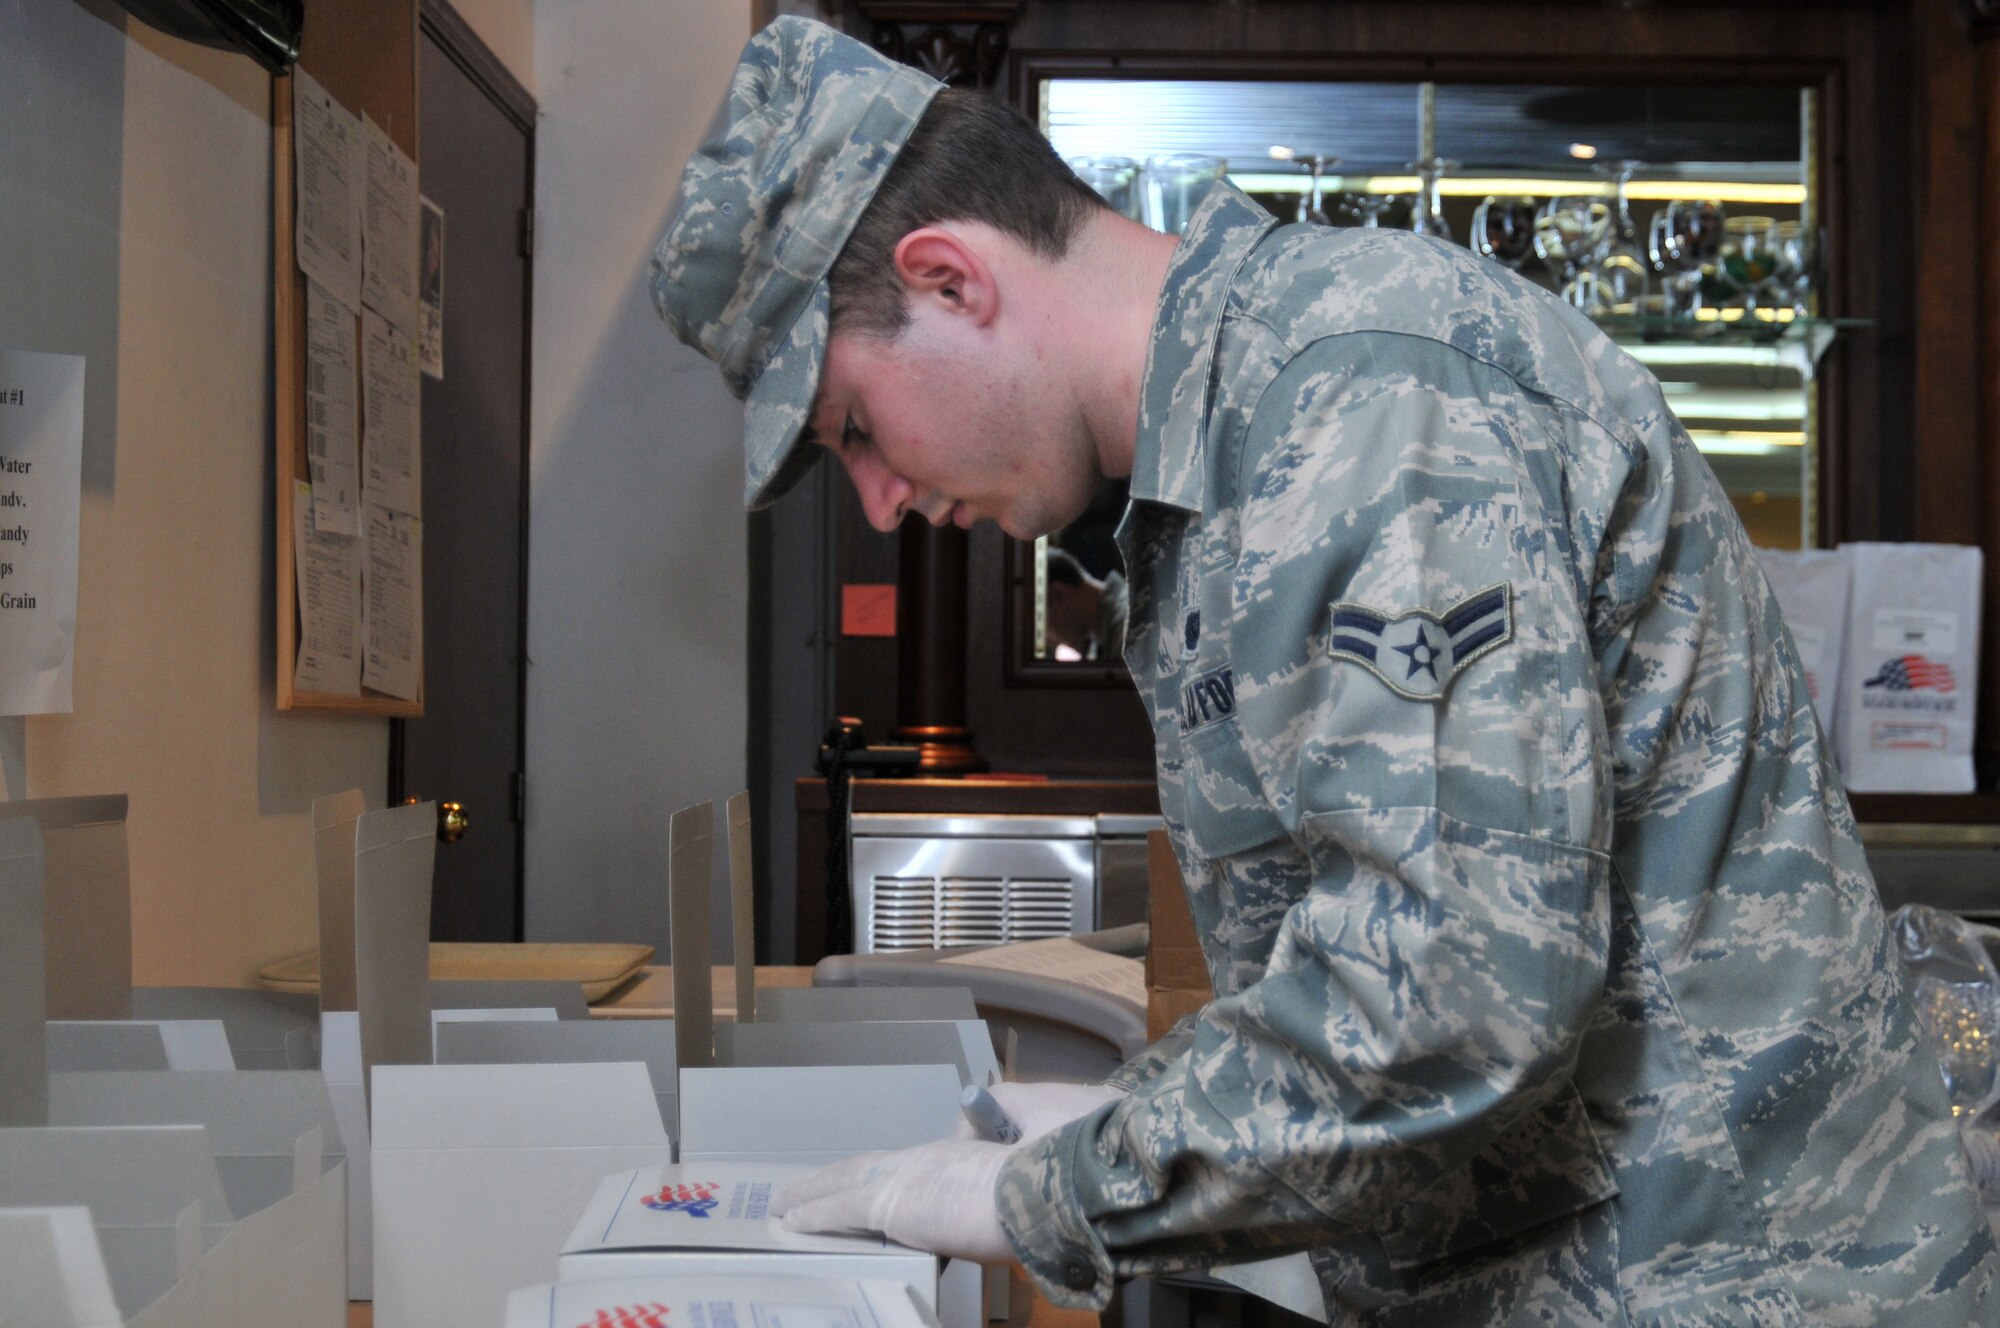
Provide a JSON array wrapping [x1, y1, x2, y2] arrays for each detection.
[[759, 987, 978, 1023], [0, 1206, 122, 1328], [129, 987, 320, 1070], [354, 801, 435, 1081], [47, 1070, 345, 1160], [715, 1019, 998, 1090], [172, 1199, 201, 1280], [678, 1064, 961, 1163], [292, 1125, 324, 1196], [46, 1022, 169, 1072], [371, 1061, 670, 1151], [48, 1020, 234, 1072], [432, 1007, 557, 1026], [432, 1018, 675, 1084], [0, 795, 130, 1020], [726, 791, 755, 1024], [669, 801, 716, 1081], [311, 788, 366, 1012], [0, 1125, 232, 1228], [0, 817, 47, 1127]]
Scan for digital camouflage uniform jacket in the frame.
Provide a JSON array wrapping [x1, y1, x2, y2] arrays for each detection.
[[994, 184, 1999, 1325]]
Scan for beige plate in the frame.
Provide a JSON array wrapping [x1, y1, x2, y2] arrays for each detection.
[[258, 941, 655, 1003]]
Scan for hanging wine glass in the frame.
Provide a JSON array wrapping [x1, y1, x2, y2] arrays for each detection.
[[1472, 195, 1538, 270], [1294, 154, 1339, 226], [1406, 157, 1458, 242], [1533, 195, 1612, 308], [1773, 219, 1814, 319], [1341, 193, 1396, 228], [1654, 198, 1725, 319], [1590, 160, 1651, 316], [1719, 215, 1780, 317]]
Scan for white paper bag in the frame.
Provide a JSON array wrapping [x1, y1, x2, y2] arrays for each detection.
[[1756, 548, 1850, 745], [1837, 542, 1982, 793]]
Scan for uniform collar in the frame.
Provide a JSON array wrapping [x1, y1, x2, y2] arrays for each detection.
[[1127, 182, 1278, 514]]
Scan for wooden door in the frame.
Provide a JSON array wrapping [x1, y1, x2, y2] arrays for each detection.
[[393, 4, 534, 940]]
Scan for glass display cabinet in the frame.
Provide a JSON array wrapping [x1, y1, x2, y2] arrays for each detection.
[[1017, 77, 1850, 671]]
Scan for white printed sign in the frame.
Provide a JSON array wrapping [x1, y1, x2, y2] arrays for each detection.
[[0, 349, 85, 715]]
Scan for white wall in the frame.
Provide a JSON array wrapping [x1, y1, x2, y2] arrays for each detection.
[[0, 0, 388, 986], [526, 4, 751, 951]]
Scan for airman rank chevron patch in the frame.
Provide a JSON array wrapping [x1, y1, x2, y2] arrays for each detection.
[[1328, 583, 1513, 702]]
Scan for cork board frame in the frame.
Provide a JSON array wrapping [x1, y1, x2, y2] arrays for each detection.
[[273, 0, 424, 714]]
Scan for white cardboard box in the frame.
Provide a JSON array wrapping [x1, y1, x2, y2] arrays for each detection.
[[507, 1272, 939, 1328], [558, 1165, 938, 1311], [0, 1125, 235, 1327], [14, 1085, 349, 1328], [369, 1060, 673, 1328]]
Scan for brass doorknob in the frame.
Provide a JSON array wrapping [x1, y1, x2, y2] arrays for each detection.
[[438, 801, 468, 843]]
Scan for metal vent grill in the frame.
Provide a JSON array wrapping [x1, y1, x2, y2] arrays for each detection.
[[1006, 878, 1076, 940], [864, 874, 1081, 952], [869, 876, 938, 953]]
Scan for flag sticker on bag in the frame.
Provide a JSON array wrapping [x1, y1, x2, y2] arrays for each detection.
[[1862, 655, 1957, 693], [1328, 583, 1512, 702]]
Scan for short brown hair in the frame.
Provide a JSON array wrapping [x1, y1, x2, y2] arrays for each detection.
[[828, 89, 1106, 339]]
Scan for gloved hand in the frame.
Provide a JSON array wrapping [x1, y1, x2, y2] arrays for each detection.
[[772, 1139, 1015, 1264], [953, 1080, 1128, 1144]]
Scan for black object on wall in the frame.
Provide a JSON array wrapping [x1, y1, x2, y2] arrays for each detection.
[[112, 0, 302, 74]]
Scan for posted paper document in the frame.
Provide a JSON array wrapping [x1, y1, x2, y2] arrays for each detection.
[[304, 279, 360, 535], [293, 68, 364, 313], [362, 504, 421, 701], [361, 308, 420, 517], [362, 114, 421, 335], [0, 349, 84, 715], [291, 480, 362, 696]]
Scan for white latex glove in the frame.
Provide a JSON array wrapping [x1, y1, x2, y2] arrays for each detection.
[[772, 1139, 1015, 1264], [953, 1081, 1128, 1144]]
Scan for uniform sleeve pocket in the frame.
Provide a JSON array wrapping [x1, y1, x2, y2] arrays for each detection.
[[1182, 718, 1293, 860]]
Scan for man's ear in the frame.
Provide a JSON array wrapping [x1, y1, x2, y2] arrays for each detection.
[[892, 226, 998, 326]]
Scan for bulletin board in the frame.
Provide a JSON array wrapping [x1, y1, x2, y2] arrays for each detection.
[[272, 0, 425, 714]]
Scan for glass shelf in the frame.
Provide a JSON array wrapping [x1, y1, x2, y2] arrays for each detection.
[[1595, 314, 1866, 373]]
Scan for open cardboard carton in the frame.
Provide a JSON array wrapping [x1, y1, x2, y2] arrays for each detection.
[[0, 1121, 344, 1328], [369, 1059, 673, 1328]]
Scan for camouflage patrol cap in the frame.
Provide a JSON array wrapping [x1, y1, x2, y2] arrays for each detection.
[[651, 16, 943, 510]]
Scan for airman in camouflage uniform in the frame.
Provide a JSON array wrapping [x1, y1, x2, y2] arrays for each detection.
[[654, 17, 2000, 1325], [992, 184, 2000, 1323]]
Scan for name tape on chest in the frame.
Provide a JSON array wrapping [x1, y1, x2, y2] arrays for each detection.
[[1329, 583, 1512, 702], [1180, 664, 1236, 734]]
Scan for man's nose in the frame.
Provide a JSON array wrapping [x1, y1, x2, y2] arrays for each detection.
[[845, 454, 909, 533]]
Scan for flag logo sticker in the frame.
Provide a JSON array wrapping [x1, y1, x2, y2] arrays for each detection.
[[1862, 655, 1956, 693], [1329, 583, 1512, 702]]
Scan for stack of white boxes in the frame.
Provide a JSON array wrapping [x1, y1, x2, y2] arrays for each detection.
[[0, 805, 349, 1328]]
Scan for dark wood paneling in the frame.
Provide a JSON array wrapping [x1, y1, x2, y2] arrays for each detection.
[[1985, 34, 2000, 775]]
